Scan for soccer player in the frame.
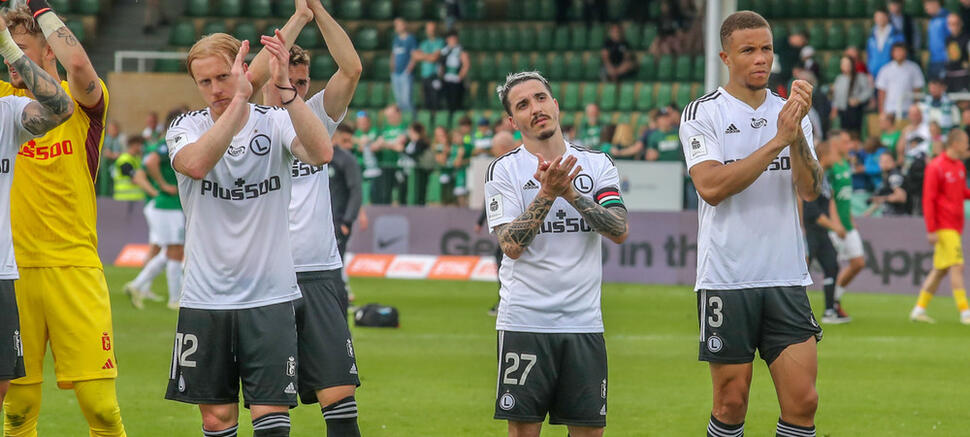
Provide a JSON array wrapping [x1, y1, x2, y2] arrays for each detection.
[[909, 129, 970, 324], [142, 110, 185, 310], [164, 30, 332, 437], [679, 11, 824, 437], [259, 1, 364, 432], [486, 71, 629, 437], [0, 3, 126, 435], [0, 11, 74, 406], [329, 124, 363, 303], [807, 140, 848, 324], [824, 129, 862, 321]]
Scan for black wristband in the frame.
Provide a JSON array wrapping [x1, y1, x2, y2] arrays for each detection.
[[26, 0, 53, 18], [276, 84, 297, 106]]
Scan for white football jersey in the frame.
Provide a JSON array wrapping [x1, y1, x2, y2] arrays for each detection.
[[167, 104, 301, 310], [0, 96, 37, 279], [288, 90, 346, 273], [484, 143, 623, 333], [680, 87, 815, 291]]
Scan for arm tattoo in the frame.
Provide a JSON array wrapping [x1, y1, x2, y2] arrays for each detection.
[[794, 133, 823, 196], [495, 195, 555, 257], [85, 80, 96, 94], [54, 27, 79, 47], [569, 195, 628, 238], [12, 56, 73, 135]]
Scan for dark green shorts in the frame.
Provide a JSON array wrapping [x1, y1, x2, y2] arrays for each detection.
[[494, 331, 607, 428], [165, 301, 299, 408], [0, 280, 24, 380], [697, 286, 822, 365], [295, 270, 360, 404]]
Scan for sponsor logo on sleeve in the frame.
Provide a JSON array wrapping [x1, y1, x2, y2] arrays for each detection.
[[487, 194, 504, 220], [688, 135, 708, 159]]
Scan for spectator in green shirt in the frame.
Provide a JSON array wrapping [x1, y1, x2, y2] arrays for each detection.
[[413, 21, 445, 110], [645, 106, 681, 161], [878, 112, 903, 161], [372, 105, 407, 204], [579, 103, 603, 148]]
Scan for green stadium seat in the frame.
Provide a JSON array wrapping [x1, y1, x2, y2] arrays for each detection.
[[66, 19, 85, 43], [520, 0, 537, 20], [606, 0, 624, 20], [827, 22, 846, 50], [170, 21, 197, 47], [588, 24, 605, 51], [675, 83, 692, 109], [232, 21, 258, 44], [548, 53, 566, 80], [401, 0, 424, 20], [737, 0, 752, 10], [847, 22, 867, 49], [465, 27, 484, 51], [655, 83, 672, 107], [638, 54, 656, 81], [496, 55, 513, 81], [788, 21, 806, 38], [247, 0, 272, 18], [515, 54, 531, 74], [642, 24, 658, 50], [656, 54, 674, 81], [465, 0, 487, 20], [372, 56, 390, 81], [339, 0, 363, 19], [154, 58, 183, 73], [617, 83, 635, 111], [767, 0, 786, 19], [416, 110, 432, 130], [504, 26, 520, 51], [486, 27, 503, 51], [370, 0, 393, 20], [477, 53, 496, 81], [563, 83, 580, 110], [489, 80, 504, 110], [520, 27, 537, 52], [550, 83, 562, 101], [565, 54, 583, 81], [624, 23, 642, 49], [750, 0, 769, 18], [802, 0, 823, 18], [554, 27, 570, 51], [275, 0, 295, 17], [772, 21, 789, 48], [847, 0, 866, 17], [355, 28, 379, 51], [825, 53, 842, 80], [368, 82, 387, 108], [826, 0, 846, 18], [571, 26, 587, 51], [637, 83, 655, 110], [186, 0, 210, 17], [49, 0, 71, 13], [297, 26, 321, 49], [581, 83, 597, 108], [674, 55, 691, 81], [864, 0, 883, 16], [433, 110, 450, 129], [202, 20, 228, 36], [310, 54, 336, 80], [410, 82, 423, 109], [600, 83, 617, 111], [77, 0, 99, 15], [538, 0, 556, 20], [584, 56, 602, 81], [561, 111, 575, 127], [692, 55, 704, 82], [475, 82, 491, 108], [219, 0, 243, 17], [904, 0, 921, 16], [351, 82, 368, 108], [647, 0, 661, 18], [536, 26, 553, 51], [808, 22, 826, 50], [532, 55, 549, 77]]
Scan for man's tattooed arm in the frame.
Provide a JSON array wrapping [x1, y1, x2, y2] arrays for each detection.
[[791, 130, 823, 200], [12, 55, 73, 135], [569, 195, 629, 242], [494, 195, 555, 259]]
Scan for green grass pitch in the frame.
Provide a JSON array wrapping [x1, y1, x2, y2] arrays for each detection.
[[1, 266, 967, 436]]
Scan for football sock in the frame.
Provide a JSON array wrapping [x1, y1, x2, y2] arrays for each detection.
[[202, 424, 237, 437], [822, 276, 836, 311], [322, 396, 360, 436], [252, 412, 290, 436], [707, 414, 743, 437], [834, 284, 846, 301], [775, 418, 815, 437], [166, 259, 183, 304], [916, 289, 934, 309], [953, 288, 969, 312], [73, 379, 126, 436], [132, 251, 166, 291], [3, 383, 41, 436]]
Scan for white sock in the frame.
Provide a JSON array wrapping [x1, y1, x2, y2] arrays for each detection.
[[132, 251, 166, 291], [166, 259, 183, 304], [835, 285, 846, 301]]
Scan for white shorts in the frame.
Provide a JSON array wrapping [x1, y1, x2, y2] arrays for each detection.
[[828, 229, 864, 262], [146, 205, 185, 246]]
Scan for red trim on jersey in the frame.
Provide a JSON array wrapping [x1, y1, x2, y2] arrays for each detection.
[[79, 94, 106, 182]]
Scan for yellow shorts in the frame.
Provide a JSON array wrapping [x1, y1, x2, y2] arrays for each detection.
[[933, 229, 964, 270], [12, 267, 118, 388]]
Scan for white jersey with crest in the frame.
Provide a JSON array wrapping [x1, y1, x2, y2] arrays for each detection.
[[288, 90, 346, 273], [484, 143, 621, 333], [679, 87, 815, 291], [167, 104, 301, 310], [0, 96, 37, 279]]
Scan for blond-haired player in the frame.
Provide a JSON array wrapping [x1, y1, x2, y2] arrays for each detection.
[[0, 1, 123, 435]]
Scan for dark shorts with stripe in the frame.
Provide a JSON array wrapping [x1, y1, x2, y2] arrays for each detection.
[[697, 286, 822, 365], [294, 270, 360, 404], [165, 301, 299, 408], [494, 331, 607, 427], [0, 280, 24, 380]]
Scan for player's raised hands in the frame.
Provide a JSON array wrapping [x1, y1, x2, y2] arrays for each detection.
[[788, 79, 813, 119], [231, 40, 253, 100], [538, 155, 582, 200], [775, 95, 804, 146], [261, 30, 291, 88]]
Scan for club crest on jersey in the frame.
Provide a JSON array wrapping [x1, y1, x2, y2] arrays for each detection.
[[688, 135, 707, 158], [102, 332, 111, 351], [227, 144, 246, 157], [751, 118, 768, 129], [249, 134, 272, 156], [285, 356, 296, 377], [707, 335, 723, 353], [499, 392, 516, 411], [573, 174, 593, 194]]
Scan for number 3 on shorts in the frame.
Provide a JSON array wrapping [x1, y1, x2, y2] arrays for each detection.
[[707, 296, 723, 328], [503, 353, 537, 385]]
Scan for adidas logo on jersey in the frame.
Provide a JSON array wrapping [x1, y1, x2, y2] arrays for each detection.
[[522, 180, 539, 190], [102, 359, 115, 370], [725, 124, 740, 134], [284, 382, 297, 394], [349, 364, 358, 375]]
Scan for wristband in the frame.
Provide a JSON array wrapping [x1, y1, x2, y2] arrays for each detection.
[[276, 84, 298, 106], [26, 0, 53, 18], [0, 29, 24, 63], [35, 10, 65, 39]]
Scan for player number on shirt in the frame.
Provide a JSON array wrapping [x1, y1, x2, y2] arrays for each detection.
[[0, 159, 8, 174], [708, 296, 723, 328], [503, 353, 537, 385], [173, 333, 198, 368]]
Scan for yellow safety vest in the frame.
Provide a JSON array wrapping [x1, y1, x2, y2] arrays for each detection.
[[111, 153, 144, 201]]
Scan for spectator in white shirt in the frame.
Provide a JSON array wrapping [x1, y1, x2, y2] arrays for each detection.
[[876, 42, 926, 119]]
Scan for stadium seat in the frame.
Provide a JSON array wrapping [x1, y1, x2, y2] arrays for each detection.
[[370, 0, 393, 20], [655, 83, 672, 107], [351, 82, 368, 108], [638, 54, 656, 81], [642, 24, 658, 50], [474, 82, 491, 108], [788, 22, 806, 38], [515, 54, 531, 75], [767, 0, 786, 19], [538, 0, 556, 20], [646, 0, 661, 18], [339, 0, 363, 19], [600, 83, 617, 111], [170, 21, 197, 47], [401, 0, 424, 20], [637, 83, 655, 110], [617, 83, 635, 111], [904, 0, 921, 16], [504, 26, 520, 51], [355, 28, 379, 51], [77, 0, 99, 15], [656, 54, 674, 81], [588, 24, 605, 51], [580, 83, 597, 108], [692, 55, 704, 82], [584, 56, 602, 81], [846, 0, 866, 17], [561, 111, 575, 127], [310, 54, 336, 80], [808, 22, 826, 50], [675, 83, 692, 109], [496, 55, 514, 81], [624, 23, 642, 49], [247, 0, 272, 18], [416, 110, 432, 130], [372, 56, 390, 81], [554, 27, 570, 51], [531, 54, 549, 76], [433, 110, 450, 128], [232, 21, 258, 44], [274, 0, 295, 17], [368, 82, 387, 108], [825, 53, 842, 80], [563, 83, 580, 110], [478, 53, 496, 81], [465, 27, 484, 51], [826, 0, 846, 18], [520, 0, 537, 20], [550, 83, 562, 101], [572, 26, 587, 51], [186, 0, 210, 17], [827, 22, 846, 50], [547, 53, 566, 80], [520, 27, 537, 52], [202, 20, 228, 36], [565, 54, 583, 81], [297, 26, 321, 49], [750, 0, 769, 18], [486, 27, 503, 51], [536, 26, 552, 51], [606, 0, 624, 20], [847, 23, 866, 49], [155, 58, 183, 73], [864, 0, 882, 15], [66, 19, 85, 43], [674, 55, 691, 81], [218, 0, 243, 17]]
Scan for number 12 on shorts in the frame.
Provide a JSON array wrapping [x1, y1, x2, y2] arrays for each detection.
[[503, 353, 537, 385], [171, 332, 199, 379]]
